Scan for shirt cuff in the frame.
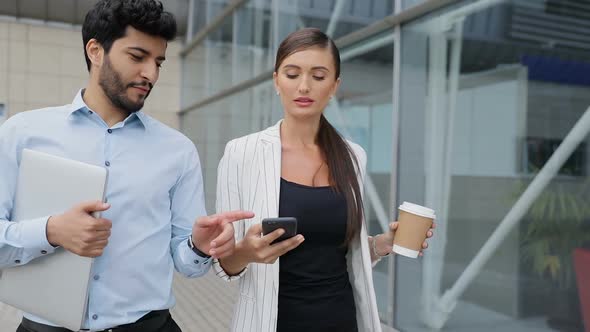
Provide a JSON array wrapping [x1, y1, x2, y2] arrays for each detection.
[[174, 239, 212, 278], [212, 258, 247, 281], [18, 216, 57, 254]]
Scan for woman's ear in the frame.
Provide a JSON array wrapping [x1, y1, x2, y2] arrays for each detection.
[[273, 72, 280, 96], [331, 77, 341, 98]]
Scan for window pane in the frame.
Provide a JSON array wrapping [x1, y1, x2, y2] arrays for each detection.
[[398, 1, 590, 331]]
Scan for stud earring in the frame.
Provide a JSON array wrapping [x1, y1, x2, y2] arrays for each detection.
[[276, 91, 280, 96]]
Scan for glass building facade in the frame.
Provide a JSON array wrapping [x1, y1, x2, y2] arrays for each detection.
[[180, 0, 590, 330]]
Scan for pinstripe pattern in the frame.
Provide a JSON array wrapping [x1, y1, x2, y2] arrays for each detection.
[[213, 121, 382, 332]]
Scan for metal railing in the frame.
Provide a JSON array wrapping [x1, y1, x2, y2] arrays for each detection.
[[177, 0, 459, 115]]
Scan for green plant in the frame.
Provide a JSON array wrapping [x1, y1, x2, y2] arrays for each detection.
[[520, 180, 590, 290]]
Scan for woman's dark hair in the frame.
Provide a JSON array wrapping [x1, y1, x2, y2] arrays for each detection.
[[82, 0, 177, 71], [275, 28, 364, 246]]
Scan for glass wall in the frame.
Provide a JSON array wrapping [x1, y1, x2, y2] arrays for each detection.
[[182, 40, 397, 321], [181, 0, 590, 331], [180, 0, 400, 328], [182, 0, 395, 107], [181, 82, 276, 207], [397, 0, 590, 331]]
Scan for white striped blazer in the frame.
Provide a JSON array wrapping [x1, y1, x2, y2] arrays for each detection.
[[212, 120, 382, 332]]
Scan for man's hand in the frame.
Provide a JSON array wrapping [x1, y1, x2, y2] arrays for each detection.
[[192, 210, 254, 259], [46, 200, 112, 257]]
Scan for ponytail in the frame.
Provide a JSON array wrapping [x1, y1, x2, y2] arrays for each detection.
[[317, 114, 364, 246]]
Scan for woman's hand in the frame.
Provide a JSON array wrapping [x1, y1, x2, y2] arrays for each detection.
[[374, 221, 436, 257], [219, 222, 305, 276], [241, 223, 305, 264]]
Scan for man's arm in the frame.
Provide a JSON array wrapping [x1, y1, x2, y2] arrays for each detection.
[[0, 116, 112, 267], [169, 144, 212, 278], [0, 115, 58, 268], [211, 140, 247, 280]]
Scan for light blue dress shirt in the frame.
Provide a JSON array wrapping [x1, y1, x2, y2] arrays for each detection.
[[0, 91, 211, 330]]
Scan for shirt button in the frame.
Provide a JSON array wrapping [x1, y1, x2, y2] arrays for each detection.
[[92, 314, 98, 320], [107, 129, 113, 134], [88, 110, 93, 114], [14, 260, 20, 264], [93, 275, 100, 281], [41, 250, 47, 254], [105, 161, 110, 167], [193, 260, 199, 264]]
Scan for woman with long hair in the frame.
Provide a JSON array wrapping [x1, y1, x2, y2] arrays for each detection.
[[212, 28, 434, 332]]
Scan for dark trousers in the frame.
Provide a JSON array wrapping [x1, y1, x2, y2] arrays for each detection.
[[16, 310, 181, 332]]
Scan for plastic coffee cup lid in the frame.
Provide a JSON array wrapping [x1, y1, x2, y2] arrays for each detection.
[[398, 201, 436, 219]]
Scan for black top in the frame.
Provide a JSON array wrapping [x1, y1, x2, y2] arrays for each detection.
[[277, 178, 358, 332]]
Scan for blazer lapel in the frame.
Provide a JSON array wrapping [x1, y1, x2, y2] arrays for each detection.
[[259, 120, 282, 219], [259, 121, 282, 295]]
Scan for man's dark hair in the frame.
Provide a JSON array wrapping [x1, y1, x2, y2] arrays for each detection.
[[82, 0, 177, 71]]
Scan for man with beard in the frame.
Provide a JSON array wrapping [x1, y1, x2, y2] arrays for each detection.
[[0, 1, 253, 331]]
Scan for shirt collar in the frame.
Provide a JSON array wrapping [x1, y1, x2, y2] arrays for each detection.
[[68, 89, 148, 129], [68, 89, 88, 115]]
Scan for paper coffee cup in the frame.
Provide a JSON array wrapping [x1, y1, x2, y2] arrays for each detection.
[[392, 202, 435, 258]]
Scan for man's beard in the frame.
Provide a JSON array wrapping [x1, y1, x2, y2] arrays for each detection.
[[99, 55, 152, 114]]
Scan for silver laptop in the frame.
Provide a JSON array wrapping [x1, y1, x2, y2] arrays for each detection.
[[0, 149, 108, 330]]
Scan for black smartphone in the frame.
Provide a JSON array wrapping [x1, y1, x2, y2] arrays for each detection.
[[261, 217, 298, 244]]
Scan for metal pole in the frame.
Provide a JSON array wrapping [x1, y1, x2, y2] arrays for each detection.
[[387, 0, 403, 326], [421, 24, 449, 328], [186, 0, 195, 44], [251, 0, 265, 132], [232, 8, 239, 85], [423, 19, 463, 327], [180, 0, 249, 57], [340, 34, 395, 61], [326, 0, 346, 37]]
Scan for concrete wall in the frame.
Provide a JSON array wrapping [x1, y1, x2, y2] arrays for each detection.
[[0, 20, 182, 129]]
